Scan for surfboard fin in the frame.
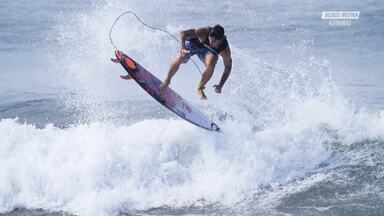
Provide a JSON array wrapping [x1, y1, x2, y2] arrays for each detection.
[[120, 74, 133, 80], [111, 58, 120, 63]]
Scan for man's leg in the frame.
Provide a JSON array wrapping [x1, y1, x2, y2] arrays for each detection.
[[160, 53, 187, 92], [197, 54, 217, 100]]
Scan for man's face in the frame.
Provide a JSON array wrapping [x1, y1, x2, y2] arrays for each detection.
[[209, 36, 223, 48]]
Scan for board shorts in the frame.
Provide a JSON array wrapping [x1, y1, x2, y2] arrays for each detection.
[[183, 40, 218, 64]]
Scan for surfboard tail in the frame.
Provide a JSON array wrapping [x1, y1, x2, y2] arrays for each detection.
[[211, 123, 220, 131]]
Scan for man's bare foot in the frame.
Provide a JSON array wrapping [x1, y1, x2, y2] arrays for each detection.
[[198, 89, 207, 100], [160, 81, 170, 92]]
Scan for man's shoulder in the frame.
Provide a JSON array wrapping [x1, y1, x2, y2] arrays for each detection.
[[195, 26, 210, 35], [219, 44, 231, 57]]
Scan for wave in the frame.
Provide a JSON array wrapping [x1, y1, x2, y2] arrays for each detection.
[[1, 101, 384, 215]]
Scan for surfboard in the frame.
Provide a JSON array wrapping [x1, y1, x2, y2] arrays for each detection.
[[114, 50, 220, 131]]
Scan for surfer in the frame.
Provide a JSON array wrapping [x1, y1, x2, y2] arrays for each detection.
[[160, 25, 232, 100]]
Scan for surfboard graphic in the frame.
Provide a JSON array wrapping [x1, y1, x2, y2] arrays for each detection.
[[114, 50, 220, 131]]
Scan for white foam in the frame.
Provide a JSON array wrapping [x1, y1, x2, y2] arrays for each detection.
[[0, 115, 345, 215], [2, 94, 384, 215]]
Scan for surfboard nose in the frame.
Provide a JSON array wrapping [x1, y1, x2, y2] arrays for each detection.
[[115, 50, 123, 61]]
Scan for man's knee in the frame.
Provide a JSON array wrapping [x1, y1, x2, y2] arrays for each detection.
[[205, 54, 218, 68], [175, 53, 188, 64], [205, 64, 216, 73]]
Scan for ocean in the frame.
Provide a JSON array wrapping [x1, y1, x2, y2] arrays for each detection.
[[1, 0, 384, 215]]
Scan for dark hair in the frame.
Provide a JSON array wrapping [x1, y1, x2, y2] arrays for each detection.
[[209, 25, 224, 39]]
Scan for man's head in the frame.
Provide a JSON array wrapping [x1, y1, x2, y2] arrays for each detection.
[[208, 25, 225, 48]]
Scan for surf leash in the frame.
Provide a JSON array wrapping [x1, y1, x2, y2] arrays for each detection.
[[109, 10, 203, 74]]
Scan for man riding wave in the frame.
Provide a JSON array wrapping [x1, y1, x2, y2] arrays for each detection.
[[160, 25, 232, 100]]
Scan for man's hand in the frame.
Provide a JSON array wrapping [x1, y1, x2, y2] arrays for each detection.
[[213, 84, 222, 94], [180, 48, 190, 56]]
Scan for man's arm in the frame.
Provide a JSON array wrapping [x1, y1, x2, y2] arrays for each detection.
[[180, 29, 195, 49], [214, 46, 232, 93], [180, 27, 209, 49]]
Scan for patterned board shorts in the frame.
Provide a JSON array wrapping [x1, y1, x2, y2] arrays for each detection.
[[183, 40, 218, 64]]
